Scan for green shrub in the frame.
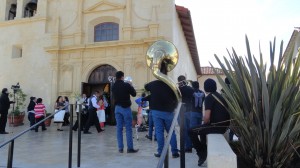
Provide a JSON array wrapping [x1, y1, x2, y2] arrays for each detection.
[[214, 36, 300, 167]]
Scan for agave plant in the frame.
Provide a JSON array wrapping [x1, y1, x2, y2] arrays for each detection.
[[213, 36, 300, 167]]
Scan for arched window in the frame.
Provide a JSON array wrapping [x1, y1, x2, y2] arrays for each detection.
[[94, 22, 119, 42], [24, 0, 38, 18]]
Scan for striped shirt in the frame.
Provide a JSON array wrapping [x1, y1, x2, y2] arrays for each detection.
[[34, 103, 46, 119]]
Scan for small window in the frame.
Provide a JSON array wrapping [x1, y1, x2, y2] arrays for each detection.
[[94, 22, 119, 42], [24, 0, 38, 18], [8, 4, 17, 20], [12, 46, 22, 59]]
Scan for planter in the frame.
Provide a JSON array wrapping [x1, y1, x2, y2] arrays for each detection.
[[8, 113, 25, 127], [44, 118, 52, 127]]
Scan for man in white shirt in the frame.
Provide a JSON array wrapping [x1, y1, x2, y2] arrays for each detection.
[[83, 91, 103, 134]]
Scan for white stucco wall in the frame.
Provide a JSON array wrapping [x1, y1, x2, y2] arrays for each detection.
[[171, 5, 198, 82]]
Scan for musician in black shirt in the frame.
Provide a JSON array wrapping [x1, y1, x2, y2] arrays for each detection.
[[112, 71, 138, 153], [189, 78, 230, 166]]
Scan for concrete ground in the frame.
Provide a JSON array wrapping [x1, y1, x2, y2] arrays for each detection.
[[0, 119, 207, 168]]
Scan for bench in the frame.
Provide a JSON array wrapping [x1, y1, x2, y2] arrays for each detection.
[[207, 134, 237, 168]]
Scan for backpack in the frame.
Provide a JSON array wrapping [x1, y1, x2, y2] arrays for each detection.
[[193, 90, 205, 108]]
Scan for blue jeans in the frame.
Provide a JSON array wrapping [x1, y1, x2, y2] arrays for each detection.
[[152, 110, 178, 155], [148, 110, 155, 138], [115, 105, 134, 150], [185, 112, 202, 149]]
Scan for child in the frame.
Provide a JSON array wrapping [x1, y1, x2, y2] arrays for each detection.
[[135, 93, 148, 128], [34, 98, 47, 132], [97, 95, 106, 130]]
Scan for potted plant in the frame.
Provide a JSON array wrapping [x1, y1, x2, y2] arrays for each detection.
[[44, 112, 54, 127], [214, 36, 300, 167], [8, 88, 27, 126]]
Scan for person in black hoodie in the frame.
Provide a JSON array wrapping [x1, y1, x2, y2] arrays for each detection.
[[144, 63, 180, 158], [27, 96, 36, 130], [0, 88, 15, 134], [189, 78, 230, 166], [177, 75, 196, 153]]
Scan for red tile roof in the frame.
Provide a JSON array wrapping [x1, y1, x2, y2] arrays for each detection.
[[176, 5, 201, 75], [200, 67, 224, 75]]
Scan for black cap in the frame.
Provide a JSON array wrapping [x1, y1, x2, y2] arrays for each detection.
[[192, 81, 199, 89], [204, 78, 217, 92]]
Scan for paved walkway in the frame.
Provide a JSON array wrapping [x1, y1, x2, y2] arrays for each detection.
[[0, 119, 207, 168]]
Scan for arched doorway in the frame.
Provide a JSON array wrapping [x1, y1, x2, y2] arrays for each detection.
[[82, 64, 117, 125]]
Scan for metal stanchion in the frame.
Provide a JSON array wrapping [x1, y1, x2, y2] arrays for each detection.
[[77, 105, 82, 167], [68, 104, 73, 168], [180, 103, 186, 168], [164, 148, 169, 168], [7, 140, 14, 168]]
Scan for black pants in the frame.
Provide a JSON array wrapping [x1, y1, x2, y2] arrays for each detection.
[[28, 113, 35, 128], [73, 112, 88, 131], [35, 116, 46, 132], [0, 111, 8, 133], [188, 124, 227, 162], [84, 108, 101, 133], [63, 113, 70, 125]]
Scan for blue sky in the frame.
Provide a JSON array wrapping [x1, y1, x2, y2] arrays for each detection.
[[175, 0, 300, 67]]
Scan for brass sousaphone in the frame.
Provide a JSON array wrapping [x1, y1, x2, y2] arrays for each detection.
[[146, 40, 182, 101]]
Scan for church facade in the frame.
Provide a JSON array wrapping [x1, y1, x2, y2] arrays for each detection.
[[0, 0, 200, 118]]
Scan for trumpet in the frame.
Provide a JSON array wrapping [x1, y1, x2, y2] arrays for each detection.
[[124, 76, 133, 84], [177, 80, 193, 87]]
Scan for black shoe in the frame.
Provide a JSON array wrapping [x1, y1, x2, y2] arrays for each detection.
[[185, 149, 192, 153], [97, 129, 103, 133], [198, 159, 205, 166], [119, 149, 124, 153], [127, 149, 139, 153], [145, 135, 152, 140], [172, 153, 180, 158], [72, 128, 77, 131], [57, 129, 63, 131], [0, 132, 9, 134], [154, 153, 161, 158], [84, 131, 92, 134], [42, 128, 47, 131]]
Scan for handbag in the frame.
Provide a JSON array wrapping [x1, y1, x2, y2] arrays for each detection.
[[97, 109, 106, 122], [53, 109, 66, 123]]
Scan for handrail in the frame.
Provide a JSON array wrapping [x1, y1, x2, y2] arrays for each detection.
[[0, 105, 68, 148], [156, 102, 186, 168]]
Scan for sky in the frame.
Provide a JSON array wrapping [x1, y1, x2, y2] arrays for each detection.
[[175, 0, 300, 67]]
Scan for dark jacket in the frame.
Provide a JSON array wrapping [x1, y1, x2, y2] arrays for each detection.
[[112, 80, 136, 108], [144, 80, 178, 112], [178, 85, 194, 112], [27, 100, 36, 111], [0, 93, 11, 112], [205, 92, 230, 126]]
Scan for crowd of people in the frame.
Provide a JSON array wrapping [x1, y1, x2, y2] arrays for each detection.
[[0, 69, 230, 167], [111, 70, 230, 167], [111, 65, 230, 167]]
